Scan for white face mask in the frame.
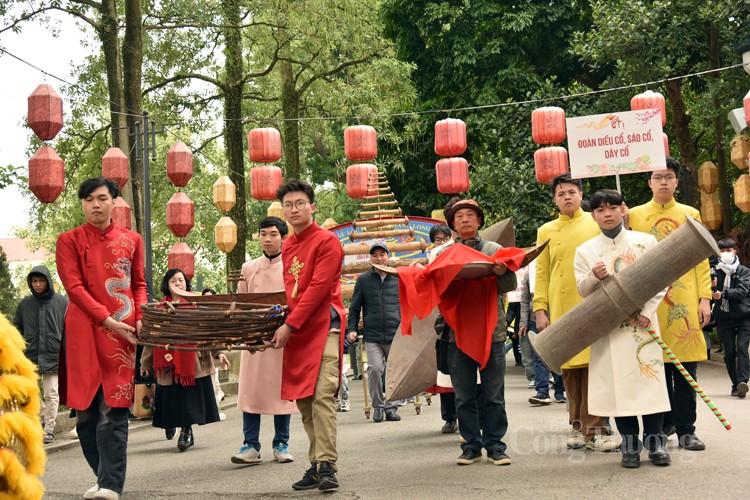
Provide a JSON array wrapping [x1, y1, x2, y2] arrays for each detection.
[[720, 251, 735, 265]]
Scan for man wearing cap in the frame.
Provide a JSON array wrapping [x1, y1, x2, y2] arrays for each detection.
[[347, 242, 402, 422], [438, 199, 516, 466]]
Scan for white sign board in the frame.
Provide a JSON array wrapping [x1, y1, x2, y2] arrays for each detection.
[[566, 110, 666, 179]]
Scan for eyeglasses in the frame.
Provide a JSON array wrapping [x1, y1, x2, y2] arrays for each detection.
[[651, 174, 676, 182], [433, 236, 450, 245], [282, 200, 310, 210]]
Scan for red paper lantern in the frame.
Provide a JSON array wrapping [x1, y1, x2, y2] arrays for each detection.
[[346, 164, 378, 199], [102, 147, 129, 189], [344, 125, 377, 161], [631, 90, 666, 127], [250, 165, 283, 201], [534, 147, 569, 184], [28, 84, 63, 141], [744, 90, 750, 129], [112, 197, 131, 229], [663, 133, 669, 156], [435, 157, 470, 194], [166, 142, 193, 187], [248, 128, 282, 163], [166, 192, 195, 237], [531, 107, 566, 145], [434, 118, 467, 157], [28, 146, 64, 203], [168, 242, 195, 280]]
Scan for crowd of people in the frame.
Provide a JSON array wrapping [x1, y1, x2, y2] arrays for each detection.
[[9, 156, 750, 498]]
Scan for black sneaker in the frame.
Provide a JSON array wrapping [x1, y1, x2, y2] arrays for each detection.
[[456, 449, 483, 465], [292, 464, 320, 491], [317, 461, 339, 491], [487, 450, 511, 466], [385, 409, 401, 421], [529, 393, 551, 405], [441, 421, 458, 434]]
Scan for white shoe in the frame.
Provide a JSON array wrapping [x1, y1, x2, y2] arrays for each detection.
[[219, 412, 227, 421], [585, 434, 619, 452], [231, 445, 262, 465], [93, 488, 120, 500], [527, 380, 535, 388], [567, 430, 585, 450], [272, 443, 294, 463], [83, 483, 99, 499], [340, 399, 351, 412], [70, 426, 79, 439]]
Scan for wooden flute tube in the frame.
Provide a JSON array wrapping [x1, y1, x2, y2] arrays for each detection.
[[357, 208, 403, 218], [352, 217, 409, 229], [341, 257, 427, 274], [342, 239, 427, 256], [349, 228, 414, 241]]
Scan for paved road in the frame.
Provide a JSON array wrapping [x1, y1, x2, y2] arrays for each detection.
[[43, 356, 750, 499]]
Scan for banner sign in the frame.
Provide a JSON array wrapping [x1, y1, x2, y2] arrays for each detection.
[[566, 109, 666, 179], [328, 216, 443, 287]]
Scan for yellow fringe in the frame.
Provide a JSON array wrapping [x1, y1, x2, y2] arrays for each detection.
[[0, 314, 46, 498]]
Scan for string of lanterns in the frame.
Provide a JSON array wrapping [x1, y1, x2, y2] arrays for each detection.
[[435, 118, 470, 194], [344, 125, 378, 199], [27, 84, 64, 203], [165, 142, 196, 280]]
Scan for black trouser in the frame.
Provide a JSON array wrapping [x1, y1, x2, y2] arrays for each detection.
[[718, 322, 750, 389], [440, 392, 456, 423], [505, 302, 522, 364], [77, 386, 129, 493], [662, 362, 697, 437], [615, 413, 665, 453]]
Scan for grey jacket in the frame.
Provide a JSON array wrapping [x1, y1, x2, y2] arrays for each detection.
[[13, 265, 68, 374], [347, 269, 400, 344], [436, 235, 517, 343]]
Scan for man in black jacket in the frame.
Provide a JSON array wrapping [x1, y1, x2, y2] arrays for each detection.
[[712, 239, 750, 398], [347, 242, 401, 422], [13, 265, 68, 443]]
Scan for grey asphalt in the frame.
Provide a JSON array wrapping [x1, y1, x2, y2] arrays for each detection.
[[43, 355, 750, 499]]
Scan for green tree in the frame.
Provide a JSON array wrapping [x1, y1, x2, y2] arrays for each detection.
[[0, 246, 19, 317]]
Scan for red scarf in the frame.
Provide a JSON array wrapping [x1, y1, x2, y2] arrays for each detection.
[[152, 296, 197, 386], [397, 244, 526, 369]]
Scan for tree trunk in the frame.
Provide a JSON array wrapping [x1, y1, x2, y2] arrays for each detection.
[[279, 27, 301, 180], [709, 21, 732, 236], [123, 0, 145, 236], [99, 0, 134, 219], [664, 79, 700, 208], [222, 0, 247, 285]]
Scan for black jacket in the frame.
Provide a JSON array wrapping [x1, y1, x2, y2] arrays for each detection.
[[12, 265, 68, 374], [714, 263, 750, 324], [347, 269, 400, 344]]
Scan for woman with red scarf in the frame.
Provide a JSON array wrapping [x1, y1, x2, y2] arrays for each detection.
[[141, 269, 223, 451]]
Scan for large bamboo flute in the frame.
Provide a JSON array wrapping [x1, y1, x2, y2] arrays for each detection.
[[645, 326, 731, 430]]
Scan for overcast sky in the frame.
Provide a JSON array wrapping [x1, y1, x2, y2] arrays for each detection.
[[0, 15, 86, 238]]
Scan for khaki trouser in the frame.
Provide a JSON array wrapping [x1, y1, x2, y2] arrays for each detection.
[[296, 331, 340, 468], [41, 373, 60, 433], [562, 367, 606, 441]]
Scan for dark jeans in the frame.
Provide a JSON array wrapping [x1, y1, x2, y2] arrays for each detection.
[[243, 412, 291, 451], [718, 322, 750, 389], [77, 386, 129, 493], [663, 362, 697, 437], [615, 412, 665, 453], [506, 302, 522, 364], [440, 392, 456, 423], [529, 319, 564, 397], [448, 341, 507, 454]]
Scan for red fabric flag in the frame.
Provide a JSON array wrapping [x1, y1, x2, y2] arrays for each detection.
[[397, 243, 526, 368]]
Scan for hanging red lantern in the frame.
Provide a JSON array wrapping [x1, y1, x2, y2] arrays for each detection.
[[344, 125, 377, 161], [534, 146, 569, 184], [28, 146, 64, 203], [346, 164, 378, 199], [248, 128, 283, 163], [28, 84, 63, 141], [663, 133, 669, 156], [166, 142, 193, 187], [250, 165, 283, 201], [102, 147, 129, 189], [112, 197, 131, 229], [435, 157, 470, 194], [166, 192, 195, 237], [744, 90, 750, 129], [168, 242, 195, 280], [531, 107, 566, 145], [631, 90, 666, 127], [434, 118, 467, 156]]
